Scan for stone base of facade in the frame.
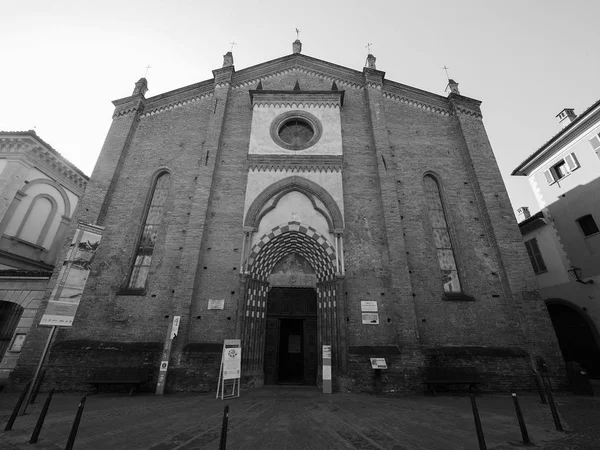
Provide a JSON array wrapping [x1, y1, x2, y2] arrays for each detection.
[[10, 340, 568, 395]]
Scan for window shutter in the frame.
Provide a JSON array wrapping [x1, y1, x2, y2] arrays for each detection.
[[564, 153, 580, 171], [543, 169, 555, 185], [530, 238, 547, 272]]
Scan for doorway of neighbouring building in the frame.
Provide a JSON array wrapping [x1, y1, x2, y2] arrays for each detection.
[[264, 287, 317, 385], [546, 301, 600, 379], [0, 301, 24, 359]]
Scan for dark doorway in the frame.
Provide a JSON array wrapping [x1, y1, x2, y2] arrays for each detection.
[[278, 319, 304, 384], [0, 301, 24, 359], [264, 287, 317, 385], [546, 302, 600, 378]]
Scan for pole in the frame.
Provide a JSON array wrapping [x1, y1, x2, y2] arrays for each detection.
[[4, 381, 31, 431], [470, 393, 487, 450], [543, 378, 563, 432], [30, 368, 47, 405], [219, 404, 229, 450], [511, 393, 532, 445], [65, 395, 87, 450], [29, 388, 55, 443], [22, 325, 56, 414], [533, 372, 547, 404]]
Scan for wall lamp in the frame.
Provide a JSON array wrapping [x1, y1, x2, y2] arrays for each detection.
[[567, 266, 594, 284]]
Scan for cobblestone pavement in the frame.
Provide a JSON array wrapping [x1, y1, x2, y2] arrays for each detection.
[[1, 387, 598, 449]]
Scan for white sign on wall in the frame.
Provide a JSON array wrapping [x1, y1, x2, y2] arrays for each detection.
[[361, 301, 378, 312], [362, 313, 380, 324], [208, 299, 225, 310]]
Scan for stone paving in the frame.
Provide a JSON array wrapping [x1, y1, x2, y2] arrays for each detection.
[[1, 387, 598, 449]]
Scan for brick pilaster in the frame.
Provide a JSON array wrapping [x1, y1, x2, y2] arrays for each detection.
[[363, 68, 419, 346]]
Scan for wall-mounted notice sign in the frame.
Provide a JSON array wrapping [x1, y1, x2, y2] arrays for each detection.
[[361, 301, 378, 312], [208, 299, 225, 310], [370, 358, 388, 369], [362, 313, 380, 324]]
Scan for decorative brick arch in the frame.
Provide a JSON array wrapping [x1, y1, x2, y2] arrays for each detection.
[[244, 176, 343, 232], [247, 221, 336, 282]]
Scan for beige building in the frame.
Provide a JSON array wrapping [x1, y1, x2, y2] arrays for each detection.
[[513, 102, 600, 378], [0, 131, 87, 381]]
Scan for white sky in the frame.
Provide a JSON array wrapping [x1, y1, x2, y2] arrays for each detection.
[[2, 0, 600, 217]]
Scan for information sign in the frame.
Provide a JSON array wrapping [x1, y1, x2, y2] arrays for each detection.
[[370, 358, 388, 369], [361, 301, 378, 312], [362, 313, 380, 324]]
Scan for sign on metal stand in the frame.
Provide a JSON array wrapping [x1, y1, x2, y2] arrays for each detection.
[[156, 315, 180, 395], [217, 339, 241, 400], [322, 344, 332, 394]]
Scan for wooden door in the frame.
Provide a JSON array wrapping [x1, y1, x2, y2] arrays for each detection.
[[304, 318, 318, 385], [264, 318, 280, 384]]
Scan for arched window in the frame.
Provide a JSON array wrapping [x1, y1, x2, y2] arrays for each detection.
[[127, 172, 171, 289], [423, 175, 461, 293]]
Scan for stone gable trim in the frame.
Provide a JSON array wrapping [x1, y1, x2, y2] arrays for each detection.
[[0, 136, 88, 191], [383, 92, 451, 117], [232, 66, 364, 91], [453, 105, 483, 119], [247, 155, 342, 173], [140, 92, 214, 118]]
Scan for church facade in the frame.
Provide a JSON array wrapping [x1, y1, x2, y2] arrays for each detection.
[[12, 41, 563, 393]]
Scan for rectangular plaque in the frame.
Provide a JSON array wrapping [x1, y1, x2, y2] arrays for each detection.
[[361, 301, 378, 312], [362, 313, 379, 324], [208, 299, 225, 310], [323, 365, 332, 380], [370, 358, 388, 369]]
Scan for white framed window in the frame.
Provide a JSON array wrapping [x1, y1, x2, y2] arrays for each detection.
[[542, 152, 580, 184]]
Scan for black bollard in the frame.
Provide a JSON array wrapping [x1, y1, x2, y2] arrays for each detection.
[[533, 372, 547, 404], [64, 395, 87, 450], [470, 393, 487, 450], [29, 368, 47, 405], [4, 381, 31, 431], [511, 393, 532, 445], [29, 388, 55, 444], [219, 404, 229, 450], [543, 382, 563, 432]]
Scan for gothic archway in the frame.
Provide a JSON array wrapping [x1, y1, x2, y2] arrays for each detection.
[[240, 221, 345, 386], [244, 176, 344, 232], [546, 299, 600, 378]]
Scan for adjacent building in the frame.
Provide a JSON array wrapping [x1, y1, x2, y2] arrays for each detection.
[[10, 41, 563, 393], [513, 102, 600, 378], [0, 131, 88, 381]]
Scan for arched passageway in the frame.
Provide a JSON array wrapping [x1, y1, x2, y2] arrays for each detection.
[[546, 301, 600, 378]]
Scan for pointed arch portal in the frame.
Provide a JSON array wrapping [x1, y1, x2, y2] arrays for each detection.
[[240, 221, 346, 387]]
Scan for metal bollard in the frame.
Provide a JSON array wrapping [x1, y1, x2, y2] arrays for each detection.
[[511, 393, 532, 445], [470, 393, 487, 450], [4, 381, 31, 431], [64, 395, 87, 450], [219, 404, 229, 450], [29, 388, 55, 444], [533, 372, 547, 404], [29, 368, 47, 405], [543, 380, 563, 432]]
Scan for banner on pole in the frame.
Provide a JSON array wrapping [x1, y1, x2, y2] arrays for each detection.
[[40, 223, 104, 327]]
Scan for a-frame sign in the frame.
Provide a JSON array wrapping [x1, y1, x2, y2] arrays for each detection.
[[216, 339, 241, 400]]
